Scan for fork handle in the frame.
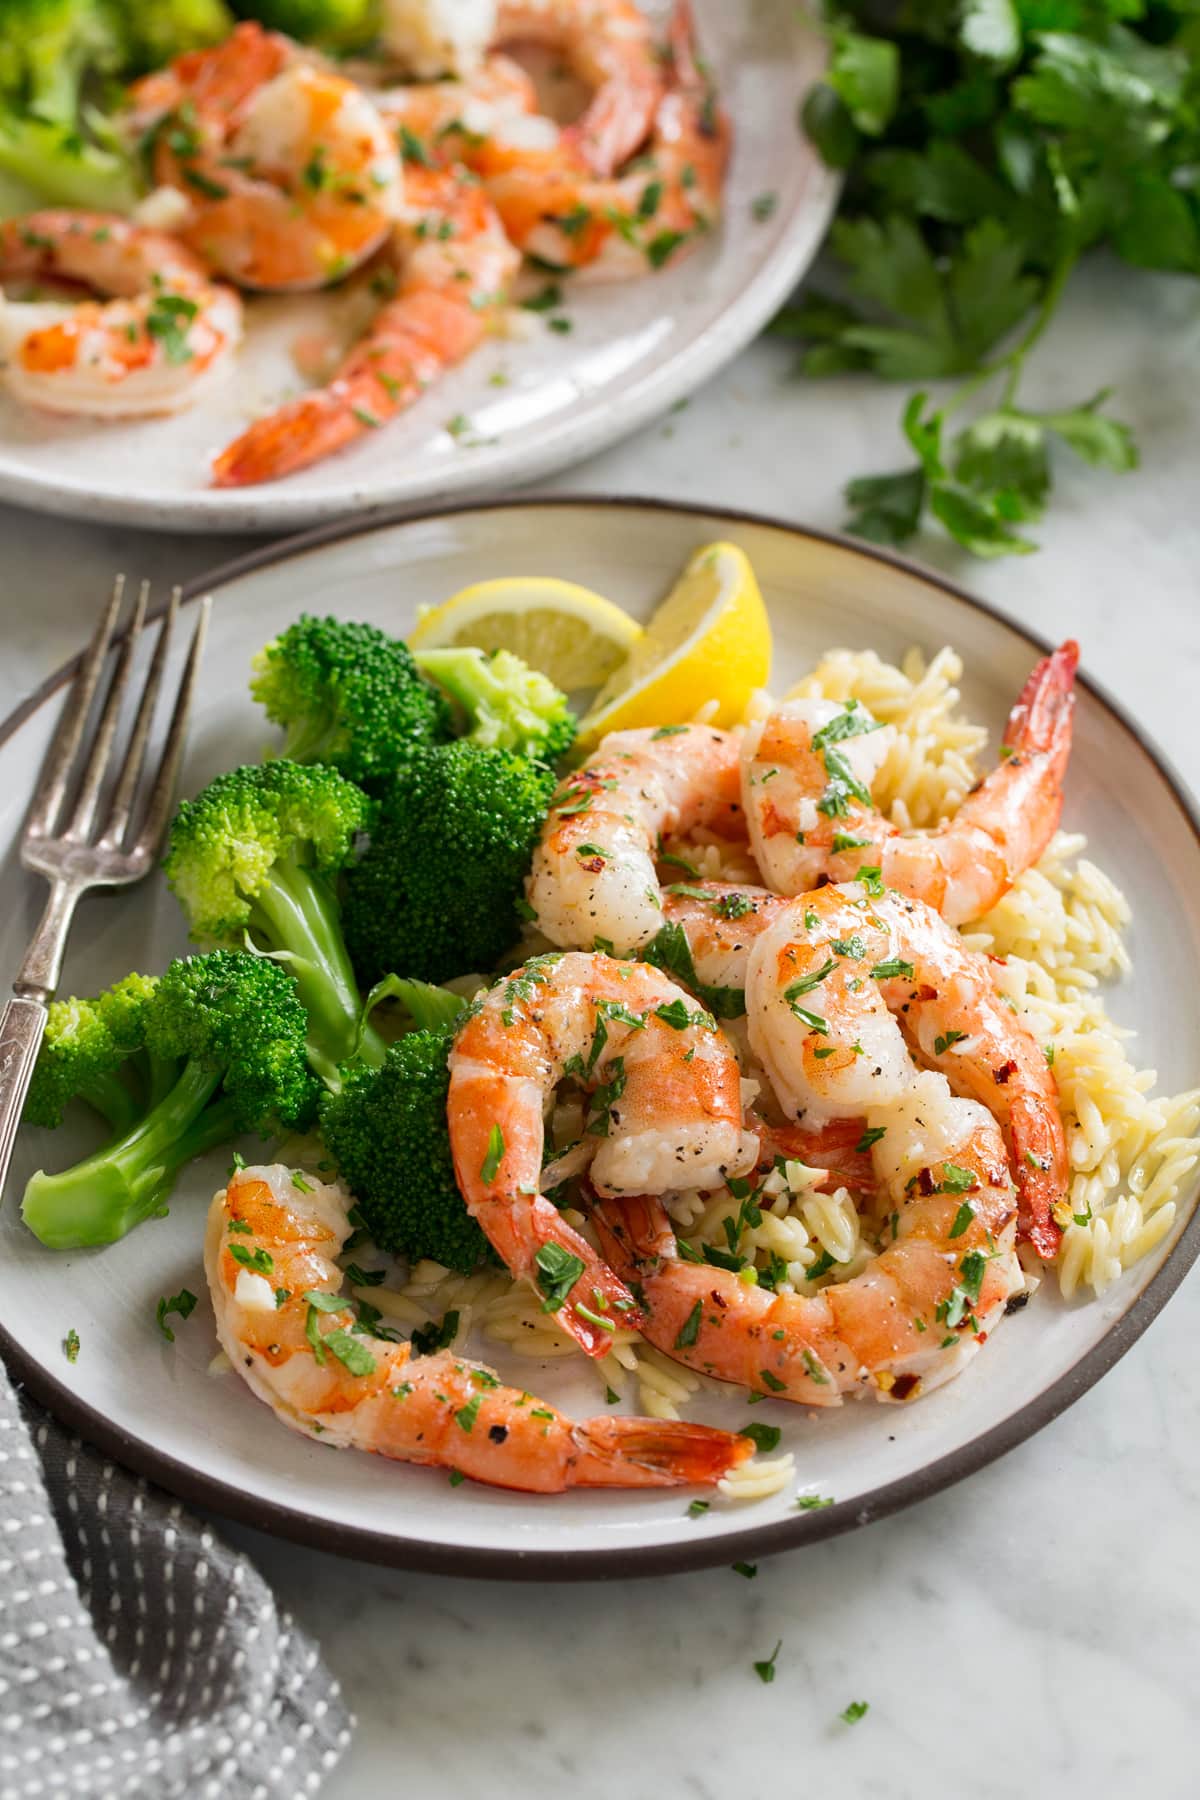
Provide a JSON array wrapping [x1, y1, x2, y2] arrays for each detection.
[[0, 998, 48, 1206]]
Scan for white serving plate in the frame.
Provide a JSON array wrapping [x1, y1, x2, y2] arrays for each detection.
[[0, 1, 837, 534], [1, 498, 1198, 1577]]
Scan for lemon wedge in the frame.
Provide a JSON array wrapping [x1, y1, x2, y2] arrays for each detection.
[[574, 542, 771, 749], [408, 576, 643, 693]]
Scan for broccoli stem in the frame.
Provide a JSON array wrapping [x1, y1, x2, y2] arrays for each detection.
[[78, 1069, 142, 1138], [21, 1060, 237, 1251], [247, 860, 386, 1086]]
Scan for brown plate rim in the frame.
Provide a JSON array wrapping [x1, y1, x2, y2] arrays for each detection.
[[3, 494, 1198, 1580]]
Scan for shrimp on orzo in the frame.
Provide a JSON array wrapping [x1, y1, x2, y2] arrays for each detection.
[[746, 885, 1069, 1257], [447, 950, 759, 1356], [742, 641, 1079, 923], [126, 22, 404, 292], [592, 1068, 1024, 1405], [527, 725, 744, 954], [0, 212, 241, 416], [207, 1164, 752, 1492]]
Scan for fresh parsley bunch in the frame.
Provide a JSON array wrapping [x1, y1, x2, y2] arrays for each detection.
[[781, 2, 1200, 558]]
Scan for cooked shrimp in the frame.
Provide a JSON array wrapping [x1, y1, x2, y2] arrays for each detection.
[[0, 212, 241, 417], [527, 725, 744, 954], [660, 880, 786, 995], [746, 885, 1068, 1257], [743, 642, 1079, 924], [593, 1069, 1023, 1406], [379, 0, 660, 172], [380, 0, 501, 81], [481, 1, 727, 278], [494, 0, 663, 175], [372, 52, 538, 156], [447, 950, 759, 1356], [211, 163, 518, 486], [127, 22, 403, 292], [208, 1164, 751, 1492]]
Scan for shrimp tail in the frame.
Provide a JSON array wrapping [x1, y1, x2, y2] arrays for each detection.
[[1004, 639, 1078, 773], [569, 1415, 752, 1488], [212, 390, 362, 487], [1009, 1091, 1065, 1259], [589, 1190, 674, 1273], [755, 1118, 878, 1197], [485, 1195, 646, 1356]]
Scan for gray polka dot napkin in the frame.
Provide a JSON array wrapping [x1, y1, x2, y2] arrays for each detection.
[[0, 1368, 352, 1799]]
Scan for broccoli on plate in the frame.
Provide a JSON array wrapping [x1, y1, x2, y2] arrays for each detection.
[[342, 741, 554, 987], [414, 646, 577, 763], [164, 759, 385, 1086], [22, 951, 317, 1249], [250, 615, 451, 789], [320, 1021, 491, 1272]]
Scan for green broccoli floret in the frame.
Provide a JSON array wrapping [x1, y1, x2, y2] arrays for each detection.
[[22, 978, 154, 1134], [414, 647, 576, 763], [164, 760, 385, 1086], [22, 951, 317, 1250], [0, 0, 138, 211], [231, 0, 377, 51], [342, 742, 554, 987], [250, 616, 451, 788], [117, 0, 234, 74], [320, 1025, 490, 1272]]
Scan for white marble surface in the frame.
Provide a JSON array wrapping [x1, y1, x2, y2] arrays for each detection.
[[3, 256, 1199, 1798]]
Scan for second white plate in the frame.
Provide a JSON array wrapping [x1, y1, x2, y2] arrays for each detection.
[[0, 1, 837, 533]]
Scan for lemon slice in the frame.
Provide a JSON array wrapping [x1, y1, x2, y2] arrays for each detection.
[[574, 542, 772, 749], [407, 577, 644, 692]]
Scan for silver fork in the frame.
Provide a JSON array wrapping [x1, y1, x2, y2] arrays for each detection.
[[0, 577, 210, 1197]]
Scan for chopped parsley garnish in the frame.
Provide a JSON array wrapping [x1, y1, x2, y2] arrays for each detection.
[[739, 1421, 781, 1453], [840, 1700, 869, 1725], [155, 1288, 198, 1343], [481, 1123, 505, 1184], [784, 995, 828, 1034], [645, 920, 745, 1018], [785, 957, 838, 997], [870, 957, 914, 980], [229, 1243, 274, 1276], [751, 192, 778, 222], [760, 1368, 788, 1393], [448, 1469, 466, 1487], [832, 832, 872, 852], [145, 292, 198, 365], [800, 1350, 828, 1386], [455, 1395, 483, 1433], [855, 866, 885, 897], [831, 934, 866, 958], [344, 1264, 385, 1288], [687, 1498, 710, 1518], [855, 1125, 886, 1153], [410, 1310, 459, 1356], [753, 1640, 782, 1684], [732, 1561, 758, 1578], [948, 1201, 975, 1239], [796, 1494, 834, 1510], [651, 724, 689, 738], [534, 1242, 586, 1312], [675, 1298, 703, 1349], [398, 125, 432, 166], [935, 1030, 967, 1055], [938, 1164, 977, 1194], [63, 1328, 80, 1364]]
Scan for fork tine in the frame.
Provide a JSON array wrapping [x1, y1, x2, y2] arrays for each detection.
[[65, 578, 149, 842], [96, 585, 177, 851], [25, 574, 125, 839], [134, 593, 211, 858]]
